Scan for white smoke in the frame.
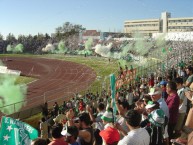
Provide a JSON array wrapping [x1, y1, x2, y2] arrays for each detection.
[[42, 44, 55, 52], [94, 43, 113, 57]]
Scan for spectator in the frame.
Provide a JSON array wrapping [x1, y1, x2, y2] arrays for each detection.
[[53, 102, 59, 117], [31, 138, 48, 145], [48, 124, 68, 145], [61, 126, 81, 145], [139, 84, 146, 99], [142, 101, 168, 145], [148, 87, 169, 118], [115, 99, 130, 138], [117, 110, 150, 145], [160, 80, 168, 100], [99, 109, 120, 145], [42, 102, 48, 119], [174, 77, 187, 136], [185, 65, 193, 87], [166, 81, 180, 140], [67, 110, 94, 145], [87, 103, 105, 145], [40, 117, 49, 140]]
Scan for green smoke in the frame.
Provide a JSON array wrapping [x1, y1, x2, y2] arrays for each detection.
[[6, 43, 24, 53], [14, 43, 24, 52], [155, 34, 166, 48], [57, 41, 68, 53], [118, 59, 127, 68], [6, 45, 14, 52], [85, 38, 93, 50], [0, 62, 27, 115], [76, 50, 93, 55]]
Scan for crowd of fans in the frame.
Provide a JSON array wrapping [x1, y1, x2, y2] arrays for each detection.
[[30, 58, 193, 145]]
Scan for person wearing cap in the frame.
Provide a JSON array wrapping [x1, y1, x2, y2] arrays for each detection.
[[61, 126, 80, 145], [100, 108, 120, 145], [166, 81, 180, 141], [160, 80, 168, 100], [142, 101, 168, 145], [48, 123, 68, 145], [117, 110, 150, 145], [148, 87, 170, 145], [148, 87, 169, 118]]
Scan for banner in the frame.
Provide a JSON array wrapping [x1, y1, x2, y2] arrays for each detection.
[[0, 116, 38, 145], [110, 74, 117, 122]]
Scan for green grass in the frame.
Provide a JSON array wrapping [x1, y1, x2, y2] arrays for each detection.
[[15, 76, 36, 84]]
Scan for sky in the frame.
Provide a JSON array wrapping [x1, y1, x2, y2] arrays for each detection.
[[0, 0, 193, 38]]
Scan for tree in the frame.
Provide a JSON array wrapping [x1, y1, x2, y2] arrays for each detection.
[[55, 22, 86, 36], [0, 33, 4, 40], [6, 33, 16, 44]]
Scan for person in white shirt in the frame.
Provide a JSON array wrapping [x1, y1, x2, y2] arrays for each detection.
[[175, 77, 187, 135], [117, 110, 150, 145]]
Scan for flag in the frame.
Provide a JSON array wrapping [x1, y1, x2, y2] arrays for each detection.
[[0, 116, 38, 145], [110, 74, 117, 122]]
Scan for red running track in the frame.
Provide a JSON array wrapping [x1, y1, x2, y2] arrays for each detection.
[[1, 56, 96, 111]]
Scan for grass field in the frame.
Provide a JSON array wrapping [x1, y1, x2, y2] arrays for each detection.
[[15, 76, 36, 84]]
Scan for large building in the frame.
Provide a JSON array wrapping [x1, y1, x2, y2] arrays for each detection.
[[79, 30, 123, 42], [124, 12, 193, 36]]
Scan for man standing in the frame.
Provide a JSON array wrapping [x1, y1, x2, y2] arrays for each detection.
[[166, 81, 180, 140], [49, 124, 68, 145], [175, 77, 187, 135], [148, 87, 169, 118], [67, 111, 94, 145], [61, 126, 81, 145], [40, 117, 49, 140], [117, 110, 150, 145]]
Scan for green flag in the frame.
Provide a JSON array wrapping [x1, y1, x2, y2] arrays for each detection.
[[0, 116, 38, 145], [110, 74, 117, 122]]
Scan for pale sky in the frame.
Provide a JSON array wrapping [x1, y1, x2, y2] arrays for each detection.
[[0, 0, 193, 38]]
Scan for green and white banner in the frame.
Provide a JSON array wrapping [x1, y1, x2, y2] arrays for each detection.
[[0, 116, 38, 145]]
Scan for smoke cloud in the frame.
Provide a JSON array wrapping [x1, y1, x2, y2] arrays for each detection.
[[6, 43, 24, 53]]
